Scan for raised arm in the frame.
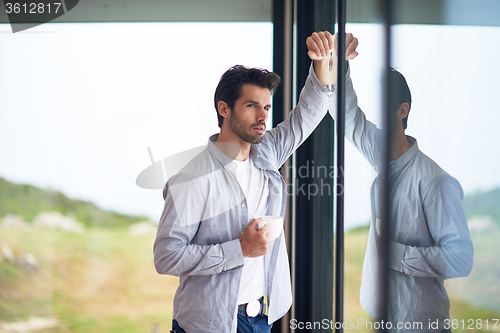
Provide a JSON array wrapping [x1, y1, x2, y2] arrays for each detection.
[[311, 32, 382, 169], [262, 31, 359, 168], [308, 32, 382, 169], [306, 31, 359, 87]]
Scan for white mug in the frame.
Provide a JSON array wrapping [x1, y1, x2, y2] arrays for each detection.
[[257, 216, 283, 240]]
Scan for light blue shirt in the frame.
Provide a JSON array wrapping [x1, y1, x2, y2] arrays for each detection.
[[153, 63, 330, 333], [341, 67, 474, 332]]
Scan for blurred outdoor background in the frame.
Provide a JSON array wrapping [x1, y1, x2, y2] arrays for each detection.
[[1, 6, 500, 333]]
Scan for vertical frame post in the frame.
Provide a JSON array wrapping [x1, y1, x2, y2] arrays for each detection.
[[292, 0, 336, 331], [272, 0, 294, 331], [334, 0, 346, 331], [378, 0, 393, 332]]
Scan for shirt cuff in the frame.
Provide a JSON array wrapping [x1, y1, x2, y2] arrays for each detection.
[[388, 241, 406, 273], [222, 239, 245, 271], [308, 61, 331, 94], [307, 60, 352, 93]]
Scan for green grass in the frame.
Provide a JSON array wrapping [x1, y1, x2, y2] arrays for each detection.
[[0, 228, 177, 333], [1, 227, 498, 332], [341, 228, 500, 332], [343, 226, 373, 324], [445, 231, 500, 333], [0, 177, 149, 228]]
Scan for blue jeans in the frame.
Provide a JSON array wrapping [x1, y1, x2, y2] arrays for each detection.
[[170, 320, 184, 333], [171, 312, 272, 333], [236, 310, 272, 333]]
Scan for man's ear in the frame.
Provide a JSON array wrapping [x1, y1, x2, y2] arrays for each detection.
[[398, 102, 410, 120], [217, 101, 230, 121]]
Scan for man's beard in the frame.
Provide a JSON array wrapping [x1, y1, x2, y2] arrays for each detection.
[[229, 110, 264, 144]]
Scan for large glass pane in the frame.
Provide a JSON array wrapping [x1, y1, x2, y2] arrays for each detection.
[[391, 22, 500, 333], [341, 21, 386, 332], [0, 22, 273, 332], [342, 1, 500, 332]]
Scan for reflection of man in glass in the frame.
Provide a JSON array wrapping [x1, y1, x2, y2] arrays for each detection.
[[153, 32, 359, 332], [340, 66, 474, 332]]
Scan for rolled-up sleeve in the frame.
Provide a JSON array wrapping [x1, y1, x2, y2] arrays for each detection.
[[331, 64, 382, 169], [388, 175, 474, 279], [262, 62, 330, 168], [154, 176, 244, 277]]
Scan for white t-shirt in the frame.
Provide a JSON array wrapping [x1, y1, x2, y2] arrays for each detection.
[[234, 157, 269, 305]]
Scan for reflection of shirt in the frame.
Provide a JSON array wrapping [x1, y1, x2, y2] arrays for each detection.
[[234, 157, 268, 305], [153, 63, 330, 333], [341, 67, 474, 332]]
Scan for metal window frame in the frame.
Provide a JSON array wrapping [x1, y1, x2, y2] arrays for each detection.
[[287, 1, 336, 332]]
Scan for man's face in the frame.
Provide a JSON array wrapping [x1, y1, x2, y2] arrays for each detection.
[[228, 84, 271, 145]]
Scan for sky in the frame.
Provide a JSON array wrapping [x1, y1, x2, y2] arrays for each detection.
[[0, 22, 273, 224], [343, 23, 500, 228], [1, 22, 500, 230]]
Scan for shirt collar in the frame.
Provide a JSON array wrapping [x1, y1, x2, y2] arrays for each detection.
[[389, 135, 419, 173], [207, 133, 271, 170], [207, 134, 234, 166]]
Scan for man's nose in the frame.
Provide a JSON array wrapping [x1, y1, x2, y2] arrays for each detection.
[[257, 107, 268, 122]]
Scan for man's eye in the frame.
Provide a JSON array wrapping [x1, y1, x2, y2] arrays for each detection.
[[247, 104, 256, 108]]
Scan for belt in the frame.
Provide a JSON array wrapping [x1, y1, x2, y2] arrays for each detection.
[[238, 295, 268, 317]]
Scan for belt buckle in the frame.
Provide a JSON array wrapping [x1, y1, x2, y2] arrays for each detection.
[[246, 300, 261, 317]]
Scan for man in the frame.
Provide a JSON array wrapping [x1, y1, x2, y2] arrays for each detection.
[[153, 32, 358, 332], [310, 32, 474, 332]]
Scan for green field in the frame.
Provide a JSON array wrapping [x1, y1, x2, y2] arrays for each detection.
[[342, 228, 500, 333], [0, 228, 177, 333], [1, 228, 499, 332]]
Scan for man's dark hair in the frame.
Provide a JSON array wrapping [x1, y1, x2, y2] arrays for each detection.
[[214, 65, 282, 128], [389, 68, 412, 130]]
